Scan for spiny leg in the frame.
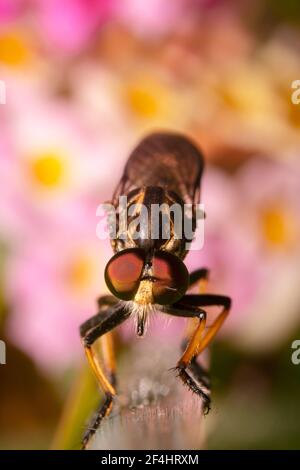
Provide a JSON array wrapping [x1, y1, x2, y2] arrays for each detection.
[[180, 338, 211, 389], [177, 311, 212, 412], [177, 294, 231, 412], [189, 357, 211, 389], [177, 294, 231, 362], [185, 268, 211, 382], [161, 303, 211, 411], [162, 294, 231, 412], [79, 300, 130, 449]]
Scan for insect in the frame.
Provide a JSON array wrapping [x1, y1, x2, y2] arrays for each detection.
[[80, 132, 231, 449]]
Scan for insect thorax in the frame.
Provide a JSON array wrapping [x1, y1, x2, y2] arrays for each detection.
[[110, 186, 196, 258]]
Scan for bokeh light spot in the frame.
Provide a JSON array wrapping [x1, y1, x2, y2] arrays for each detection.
[[65, 255, 94, 293], [126, 84, 160, 118], [30, 153, 65, 189], [0, 32, 29, 66], [261, 205, 295, 249]]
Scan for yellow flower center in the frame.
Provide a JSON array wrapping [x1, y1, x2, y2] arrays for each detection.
[[217, 73, 272, 116], [127, 85, 159, 118], [219, 86, 243, 111], [66, 255, 94, 292], [261, 206, 295, 248], [30, 153, 65, 189], [124, 75, 171, 120], [0, 32, 29, 66]]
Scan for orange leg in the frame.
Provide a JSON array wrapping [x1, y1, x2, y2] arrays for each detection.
[[178, 297, 230, 368], [162, 293, 231, 413], [79, 299, 130, 449]]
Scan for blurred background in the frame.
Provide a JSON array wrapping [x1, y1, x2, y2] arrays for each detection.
[[0, 0, 300, 450]]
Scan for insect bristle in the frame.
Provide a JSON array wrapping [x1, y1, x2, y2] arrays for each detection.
[[123, 301, 154, 337]]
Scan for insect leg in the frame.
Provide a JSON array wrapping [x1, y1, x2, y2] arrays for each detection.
[[80, 295, 118, 336], [188, 356, 211, 389], [81, 296, 118, 387], [177, 294, 231, 411], [80, 295, 118, 387], [177, 294, 231, 365], [180, 338, 211, 389], [189, 267, 209, 291], [97, 294, 119, 309], [160, 303, 211, 410], [100, 330, 116, 387], [79, 301, 130, 449], [184, 268, 211, 384], [161, 294, 231, 412]]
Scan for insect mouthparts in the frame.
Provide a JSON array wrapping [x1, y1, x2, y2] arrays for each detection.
[[137, 322, 144, 336], [136, 308, 148, 337]]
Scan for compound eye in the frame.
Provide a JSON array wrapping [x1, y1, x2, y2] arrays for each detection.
[[105, 248, 145, 300], [152, 251, 189, 305]]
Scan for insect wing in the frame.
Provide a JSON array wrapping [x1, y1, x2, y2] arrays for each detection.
[[112, 133, 204, 207]]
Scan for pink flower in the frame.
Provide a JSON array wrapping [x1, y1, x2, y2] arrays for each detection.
[[235, 157, 300, 257], [0, 0, 22, 23], [231, 157, 300, 352], [115, 0, 186, 38], [0, 88, 127, 242], [36, 0, 113, 54], [5, 199, 112, 371]]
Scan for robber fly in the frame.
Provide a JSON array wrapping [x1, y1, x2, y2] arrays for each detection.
[[80, 132, 231, 449]]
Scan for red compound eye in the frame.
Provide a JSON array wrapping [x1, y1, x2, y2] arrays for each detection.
[[105, 248, 145, 300], [152, 251, 189, 305]]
